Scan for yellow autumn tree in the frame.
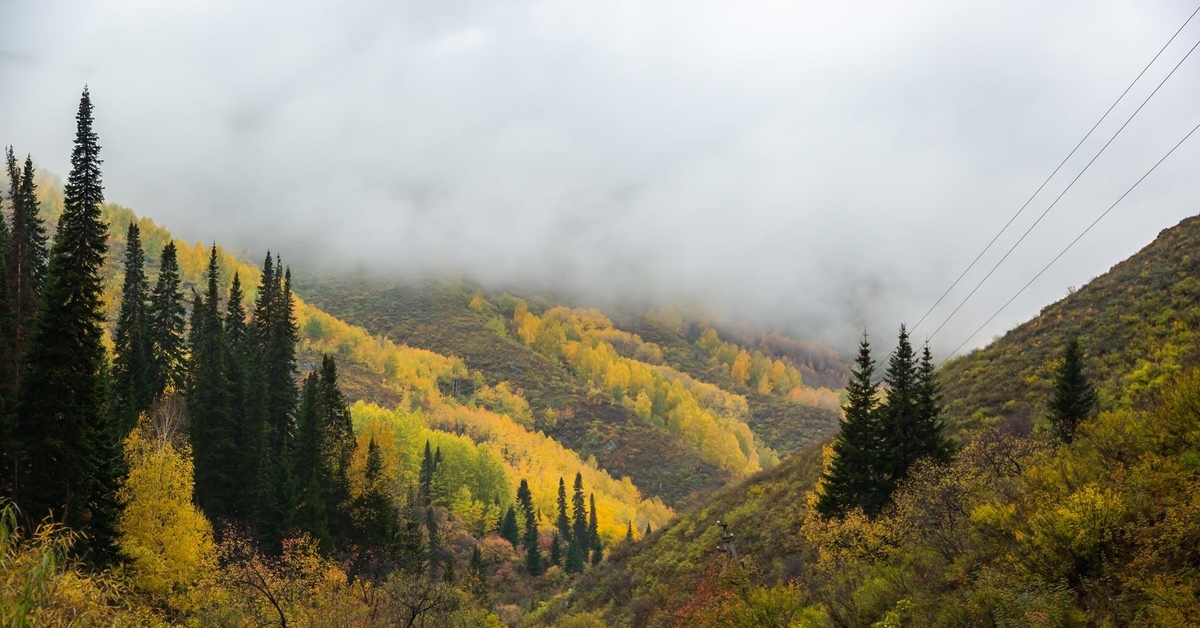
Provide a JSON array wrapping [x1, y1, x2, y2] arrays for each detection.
[[730, 350, 752, 386], [117, 413, 215, 606]]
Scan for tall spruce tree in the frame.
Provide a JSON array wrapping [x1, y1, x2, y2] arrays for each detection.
[[879, 324, 920, 495], [426, 506, 441, 577], [517, 478, 543, 575], [419, 440, 435, 505], [588, 492, 601, 565], [4, 152, 49, 411], [1048, 337, 1097, 444], [318, 355, 355, 543], [111, 222, 153, 435], [190, 246, 236, 523], [914, 344, 953, 464], [223, 271, 252, 519], [350, 436, 397, 549], [556, 477, 571, 543], [566, 472, 588, 573], [149, 241, 186, 397], [499, 504, 520, 548], [294, 369, 333, 550], [16, 88, 121, 561], [816, 331, 885, 518]]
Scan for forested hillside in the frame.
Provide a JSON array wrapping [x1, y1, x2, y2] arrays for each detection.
[[296, 278, 844, 505], [547, 216, 1200, 626]]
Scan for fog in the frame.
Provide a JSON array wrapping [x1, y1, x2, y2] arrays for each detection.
[[3, 0, 1199, 354]]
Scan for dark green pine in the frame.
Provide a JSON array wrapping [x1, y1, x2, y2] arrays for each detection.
[[816, 331, 885, 518], [111, 222, 153, 436], [914, 344, 953, 464], [880, 324, 921, 492], [223, 271, 252, 519], [294, 370, 332, 550], [498, 504, 520, 548], [190, 246, 236, 523], [350, 436, 397, 550], [16, 87, 121, 562], [0, 160, 11, 495], [5, 152, 49, 392], [149, 241, 186, 397], [426, 505, 441, 577], [626, 521, 634, 542], [1048, 337, 1098, 444], [419, 440, 434, 505], [517, 478, 543, 575], [550, 534, 562, 567], [556, 476, 571, 543], [317, 355, 355, 545], [588, 492, 601, 565], [568, 471, 587, 571]]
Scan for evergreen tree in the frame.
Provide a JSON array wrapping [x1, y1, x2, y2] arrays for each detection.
[[1048, 337, 1097, 444], [467, 544, 488, 603], [223, 271, 251, 519], [395, 494, 427, 577], [571, 472, 587, 551], [426, 506, 441, 578], [556, 476, 571, 542], [914, 343, 953, 464], [16, 88, 121, 561], [879, 324, 920, 492], [351, 436, 397, 548], [294, 371, 332, 549], [111, 222, 153, 436], [517, 478, 543, 575], [0, 161, 10, 495], [317, 355, 355, 545], [588, 492, 601, 565], [626, 521, 634, 542], [816, 332, 886, 518], [5, 153, 48, 389], [550, 534, 562, 567], [149, 241, 186, 397], [499, 504, 520, 548], [190, 247, 237, 524], [645, 522, 652, 536]]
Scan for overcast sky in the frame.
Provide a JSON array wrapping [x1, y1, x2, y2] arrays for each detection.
[[2, 0, 1199, 355]]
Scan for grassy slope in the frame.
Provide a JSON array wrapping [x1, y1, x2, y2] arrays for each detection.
[[938, 214, 1200, 435], [291, 277, 734, 507], [568, 213, 1200, 625]]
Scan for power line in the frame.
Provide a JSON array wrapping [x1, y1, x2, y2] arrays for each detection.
[[939, 118, 1200, 366], [909, 2, 1200, 336], [923, 31, 1200, 345]]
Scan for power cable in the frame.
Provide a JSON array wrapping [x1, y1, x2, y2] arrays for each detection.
[[939, 118, 1200, 366]]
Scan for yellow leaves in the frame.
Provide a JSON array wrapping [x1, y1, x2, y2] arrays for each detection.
[[731, 350, 752, 386], [1022, 484, 1126, 581], [117, 416, 215, 607]]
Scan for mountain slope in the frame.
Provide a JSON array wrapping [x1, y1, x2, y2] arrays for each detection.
[[938, 214, 1200, 435]]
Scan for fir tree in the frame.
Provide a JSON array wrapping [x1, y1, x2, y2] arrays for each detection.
[[111, 222, 153, 436], [294, 370, 332, 549], [517, 478, 543, 575], [223, 271, 252, 519], [149, 241, 186, 397], [467, 544, 488, 603], [588, 492, 601, 565], [914, 343, 953, 464], [550, 534, 563, 567], [816, 331, 886, 518], [1048, 337, 1097, 444], [626, 521, 634, 542], [645, 522, 652, 536], [4, 153, 47, 386], [16, 88, 121, 561], [0, 161, 10, 495], [318, 355, 355, 545], [426, 506, 441, 578], [879, 324, 920, 492], [570, 472, 587, 552], [190, 247, 237, 524], [499, 504, 520, 548], [556, 476, 571, 542], [351, 436, 396, 548]]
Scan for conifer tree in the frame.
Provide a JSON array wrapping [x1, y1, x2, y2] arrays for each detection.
[[914, 343, 953, 464], [112, 222, 153, 436], [0, 165, 10, 494], [645, 522, 652, 536], [626, 521, 634, 542], [149, 241, 186, 397], [879, 324, 920, 493], [190, 247, 237, 524], [550, 534, 562, 567], [588, 492, 601, 565], [467, 544, 488, 603], [419, 440, 435, 505], [317, 355, 355, 543], [4, 154, 47, 386], [517, 478, 543, 575], [351, 436, 397, 549], [426, 505, 441, 578], [16, 88, 121, 561], [294, 371, 331, 547], [1048, 337, 1097, 444], [223, 271, 251, 518], [556, 476, 571, 542], [816, 331, 885, 518], [499, 504, 520, 548], [571, 472, 587, 550]]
